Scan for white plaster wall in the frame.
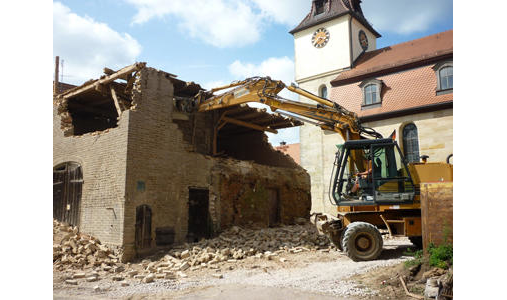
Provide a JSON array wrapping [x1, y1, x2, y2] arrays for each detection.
[[351, 18, 378, 63], [294, 15, 351, 81]]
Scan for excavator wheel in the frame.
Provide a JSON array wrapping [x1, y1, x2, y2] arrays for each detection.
[[342, 222, 383, 261]]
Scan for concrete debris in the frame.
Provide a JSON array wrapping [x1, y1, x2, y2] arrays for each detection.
[[143, 274, 155, 283], [212, 273, 223, 279], [86, 276, 98, 282], [65, 280, 78, 285]]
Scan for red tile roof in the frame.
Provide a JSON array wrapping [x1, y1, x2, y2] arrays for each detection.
[[275, 143, 301, 165], [328, 30, 453, 120], [331, 30, 453, 86]]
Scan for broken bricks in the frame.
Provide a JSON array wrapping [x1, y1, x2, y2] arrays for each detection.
[[54, 219, 334, 287]]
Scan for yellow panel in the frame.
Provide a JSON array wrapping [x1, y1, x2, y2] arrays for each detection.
[[408, 163, 453, 184]]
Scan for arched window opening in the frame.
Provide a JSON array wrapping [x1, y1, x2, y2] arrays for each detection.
[[319, 85, 328, 99], [433, 61, 453, 95], [439, 66, 453, 90], [402, 124, 420, 163]]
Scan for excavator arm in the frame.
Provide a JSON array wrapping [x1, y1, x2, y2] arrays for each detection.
[[191, 77, 383, 173], [194, 77, 381, 142]]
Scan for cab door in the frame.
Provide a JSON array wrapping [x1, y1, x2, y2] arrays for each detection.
[[371, 143, 415, 204]]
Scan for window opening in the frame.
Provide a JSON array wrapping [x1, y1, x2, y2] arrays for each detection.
[[439, 66, 453, 90], [320, 85, 328, 99], [315, 0, 325, 15], [402, 124, 420, 163], [364, 84, 378, 105]]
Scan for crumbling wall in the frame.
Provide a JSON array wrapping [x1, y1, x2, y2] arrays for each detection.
[[215, 159, 311, 229], [219, 131, 300, 168], [54, 64, 312, 263], [122, 67, 218, 261], [53, 102, 129, 249]]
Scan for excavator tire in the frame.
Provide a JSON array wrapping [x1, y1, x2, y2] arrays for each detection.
[[342, 222, 383, 261]]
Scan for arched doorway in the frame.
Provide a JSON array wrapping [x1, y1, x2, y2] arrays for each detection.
[[53, 162, 83, 226]]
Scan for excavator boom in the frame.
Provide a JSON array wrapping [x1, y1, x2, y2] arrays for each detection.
[[193, 77, 380, 142]]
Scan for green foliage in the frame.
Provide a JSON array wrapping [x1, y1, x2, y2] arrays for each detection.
[[428, 242, 453, 269], [404, 248, 424, 268]]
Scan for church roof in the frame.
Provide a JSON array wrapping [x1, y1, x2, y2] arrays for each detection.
[[331, 30, 453, 86], [290, 0, 380, 37]]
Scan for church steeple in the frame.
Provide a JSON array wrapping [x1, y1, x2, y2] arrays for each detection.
[[290, 0, 380, 38]]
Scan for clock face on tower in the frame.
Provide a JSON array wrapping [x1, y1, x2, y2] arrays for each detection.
[[359, 30, 368, 51], [312, 28, 330, 48]]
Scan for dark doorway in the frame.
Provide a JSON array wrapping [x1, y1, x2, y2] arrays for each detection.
[[53, 162, 83, 226], [268, 188, 280, 227], [135, 205, 152, 249], [187, 188, 210, 243]]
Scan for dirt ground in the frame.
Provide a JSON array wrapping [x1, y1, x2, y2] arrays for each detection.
[[54, 236, 415, 299]]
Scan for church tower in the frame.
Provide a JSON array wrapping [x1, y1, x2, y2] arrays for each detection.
[[291, 0, 380, 214], [291, 0, 380, 88]]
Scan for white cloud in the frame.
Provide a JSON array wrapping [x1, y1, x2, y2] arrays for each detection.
[[249, 0, 309, 26], [125, 0, 309, 48], [227, 56, 300, 144], [228, 56, 295, 89], [362, 0, 453, 35], [126, 0, 262, 48], [53, 2, 141, 84]]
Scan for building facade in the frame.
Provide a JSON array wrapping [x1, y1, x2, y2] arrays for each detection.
[[291, 0, 453, 214], [53, 64, 311, 261]]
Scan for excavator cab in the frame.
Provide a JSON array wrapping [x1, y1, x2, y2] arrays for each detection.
[[331, 138, 415, 206]]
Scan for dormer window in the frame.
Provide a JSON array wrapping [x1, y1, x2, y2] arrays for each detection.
[[359, 79, 383, 108], [433, 61, 453, 95], [315, 0, 325, 15]]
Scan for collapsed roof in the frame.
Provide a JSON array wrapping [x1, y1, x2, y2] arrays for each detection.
[[54, 62, 302, 138]]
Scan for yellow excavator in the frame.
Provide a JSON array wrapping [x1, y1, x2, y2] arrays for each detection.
[[187, 76, 453, 261]]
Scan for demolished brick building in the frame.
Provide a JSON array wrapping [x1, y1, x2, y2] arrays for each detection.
[[53, 63, 311, 261]]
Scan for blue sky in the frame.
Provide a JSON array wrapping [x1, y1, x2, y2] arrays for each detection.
[[53, 0, 453, 145]]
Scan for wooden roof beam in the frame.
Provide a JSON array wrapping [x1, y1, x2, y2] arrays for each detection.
[[59, 62, 146, 100], [221, 116, 277, 134]]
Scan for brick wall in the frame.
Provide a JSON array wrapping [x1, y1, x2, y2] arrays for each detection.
[[53, 104, 129, 248], [122, 68, 217, 260], [215, 159, 311, 229], [54, 66, 312, 262]]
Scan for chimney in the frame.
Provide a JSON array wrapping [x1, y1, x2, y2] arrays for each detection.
[[54, 56, 60, 95]]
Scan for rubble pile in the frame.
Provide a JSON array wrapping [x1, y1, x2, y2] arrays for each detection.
[[162, 219, 331, 268], [54, 218, 332, 286], [53, 219, 121, 271]]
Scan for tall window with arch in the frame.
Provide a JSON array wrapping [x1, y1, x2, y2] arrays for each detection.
[[319, 85, 328, 99], [402, 123, 420, 163]]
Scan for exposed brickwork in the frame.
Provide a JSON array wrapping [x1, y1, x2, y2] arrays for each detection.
[[54, 66, 311, 262], [53, 104, 129, 248], [216, 160, 310, 228]]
